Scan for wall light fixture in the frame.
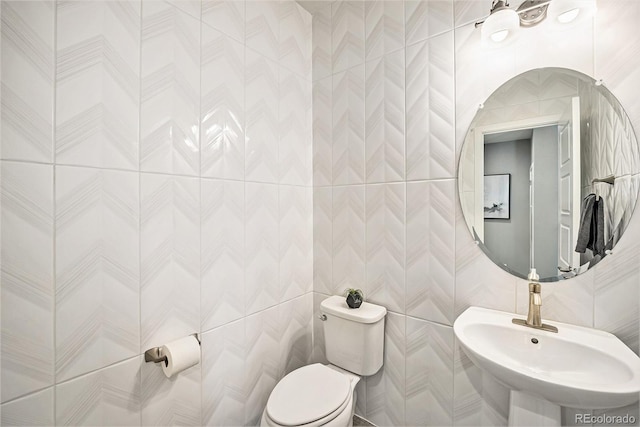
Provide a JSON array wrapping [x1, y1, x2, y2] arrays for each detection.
[[476, 0, 596, 44]]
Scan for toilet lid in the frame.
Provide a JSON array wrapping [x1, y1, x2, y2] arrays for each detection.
[[266, 364, 351, 426]]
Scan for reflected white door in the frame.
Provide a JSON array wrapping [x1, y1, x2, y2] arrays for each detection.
[[558, 97, 581, 273]]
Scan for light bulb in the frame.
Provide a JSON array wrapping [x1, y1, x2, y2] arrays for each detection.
[[557, 8, 580, 23], [491, 29, 510, 42], [481, 8, 520, 43], [549, 0, 595, 25]]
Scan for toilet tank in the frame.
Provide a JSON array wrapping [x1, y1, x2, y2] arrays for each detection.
[[320, 295, 387, 376]]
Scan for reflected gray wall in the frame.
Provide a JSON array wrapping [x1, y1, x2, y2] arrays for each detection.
[[485, 140, 532, 275], [532, 126, 560, 278]]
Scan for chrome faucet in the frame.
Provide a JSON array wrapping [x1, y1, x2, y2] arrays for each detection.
[[512, 282, 558, 333]]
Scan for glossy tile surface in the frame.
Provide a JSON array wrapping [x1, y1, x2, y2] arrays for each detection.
[[1, 162, 54, 401], [141, 1, 200, 175], [1, 1, 54, 162], [56, 0, 140, 169], [140, 174, 200, 350], [55, 166, 139, 382]]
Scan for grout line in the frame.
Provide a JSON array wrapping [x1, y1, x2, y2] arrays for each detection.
[[198, 1, 204, 421], [52, 0, 58, 421], [137, 1, 143, 422]]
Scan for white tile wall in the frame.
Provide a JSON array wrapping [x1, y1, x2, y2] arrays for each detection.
[[55, 0, 140, 170], [1, 162, 54, 401], [312, 0, 640, 425], [1, 1, 312, 425], [140, 1, 201, 176], [1, 1, 54, 163], [5, 0, 640, 425]]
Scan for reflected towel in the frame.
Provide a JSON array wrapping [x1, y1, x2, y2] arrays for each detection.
[[575, 194, 596, 253], [591, 197, 605, 256], [575, 193, 606, 256]]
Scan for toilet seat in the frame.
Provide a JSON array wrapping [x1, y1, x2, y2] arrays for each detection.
[[266, 364, 352, 426]]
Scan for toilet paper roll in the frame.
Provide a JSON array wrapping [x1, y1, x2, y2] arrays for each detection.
[[161, 335, 201, 378]]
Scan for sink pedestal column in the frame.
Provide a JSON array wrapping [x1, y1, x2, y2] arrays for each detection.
[[509, 390, 561, 426]]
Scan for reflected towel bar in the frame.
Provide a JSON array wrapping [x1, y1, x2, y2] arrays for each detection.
[[592, 175, 615, 185]]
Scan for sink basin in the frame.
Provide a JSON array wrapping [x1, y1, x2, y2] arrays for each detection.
[[454, 306, 640, 409]]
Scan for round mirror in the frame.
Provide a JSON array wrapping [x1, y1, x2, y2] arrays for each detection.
[[458, 68, 640, 282]]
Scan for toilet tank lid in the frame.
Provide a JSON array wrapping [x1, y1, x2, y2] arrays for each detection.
[[320, 295, 386, 323]]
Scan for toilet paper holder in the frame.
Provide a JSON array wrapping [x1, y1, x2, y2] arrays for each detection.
[[144, 333, 200, 364]]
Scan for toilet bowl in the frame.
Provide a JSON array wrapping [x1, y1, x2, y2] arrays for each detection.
[[260, 364, 360, 427]]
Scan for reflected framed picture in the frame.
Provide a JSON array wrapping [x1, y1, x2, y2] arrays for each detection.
[[484, 174, 510, 219]]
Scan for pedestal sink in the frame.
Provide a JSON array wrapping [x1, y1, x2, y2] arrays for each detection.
[[454, 307, 640, 426]]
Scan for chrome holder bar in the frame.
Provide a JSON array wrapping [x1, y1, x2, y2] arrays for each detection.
[[144, 333, 200, 365]]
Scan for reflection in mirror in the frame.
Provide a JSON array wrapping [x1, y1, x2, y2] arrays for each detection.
[[458, 68, 640, 282]]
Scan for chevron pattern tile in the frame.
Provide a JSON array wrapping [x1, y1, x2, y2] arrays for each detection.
[[141, 1, 200, 176], [365, 312, 405, 426], [279, 186, 312, 302], [406, 180, 456, 325], [516, 271, 595, 328], [141, 174, 200, 351], [596, 0, 640, 130], [406, 318, 454, 427], [514, 12, 593, 76], [405, 0, 454, 47], [202, 0, 244, 42], [333, 65, 365, 185], [332, 1, 364, 74], [364, 0, 403, 62], [245, 183, 279, 315], [142, 354, 201, 426], [453, 0, 486, 28], [454, 23, 516, 157], [201, 179, 244, 332], [365, 50, 405, 183], [202, 320, 246, 427], [246, 1, 281, 62], [244, 306, 281, 426], [279, 67, 312, 186], [56, 0, 140, 170], [55, 166, 139, 382], [454, 198, 517, 317], [201, 25, 245, 180], [313, 77, 332, 186], [166, 0, 200, 20], [56, 357, 140, 426], [594, 241, 640, 353], [1, 1, 54, 162], [453, 339, 509, 426], [365, 183, 405, 314], [279, 294, 313, 375], [406, 32, 455, 181], [1, 162, 54, 402], [312, 5, 331, 81], [245, 50, 279, 183], [280, 1, 311, 79], [453, 336, 482, 426], [538, 68, 579, 102], [332, 185, 366, 295], [310, 293, 329, 365], [483, 70, 538, 111], [1, 387, 53, 426], [313, 188, 333, 295], [355, 377, 367, 420]]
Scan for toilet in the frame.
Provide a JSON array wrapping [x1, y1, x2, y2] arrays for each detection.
[[261, 295, 387, 427]]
